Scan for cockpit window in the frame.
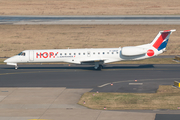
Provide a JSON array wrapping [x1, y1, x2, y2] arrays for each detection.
[[18, 52, 26, 56]]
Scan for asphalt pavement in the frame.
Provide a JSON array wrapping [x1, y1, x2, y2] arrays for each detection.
[[0, 15, 180, 120], [1, 64, 180, 120], [0, 64, 180, 93]]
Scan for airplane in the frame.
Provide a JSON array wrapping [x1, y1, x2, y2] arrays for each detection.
[[4, 29, 176, 70]]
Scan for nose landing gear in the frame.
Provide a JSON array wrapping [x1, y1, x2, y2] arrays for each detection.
[[15, 65, 18, 70]]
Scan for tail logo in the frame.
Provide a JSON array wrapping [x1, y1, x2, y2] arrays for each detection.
[[153, 32, 170, 51], [157, 39, 168, 51], [147, 49, 154, 56]]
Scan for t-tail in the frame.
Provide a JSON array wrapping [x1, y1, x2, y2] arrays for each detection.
[[147, 29, 176, 56], [151, 29, 176, 51], [121, 29, 176, 58]]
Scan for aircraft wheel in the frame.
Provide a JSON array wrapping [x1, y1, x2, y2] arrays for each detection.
[[97, 65, 102, 70], [15, 66, 18, 70]]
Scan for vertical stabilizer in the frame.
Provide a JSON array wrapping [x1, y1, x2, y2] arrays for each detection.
[[151, 29, 176, 51]]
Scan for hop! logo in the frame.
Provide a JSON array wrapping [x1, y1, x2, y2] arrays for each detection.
[[36, 52, 58, 58]]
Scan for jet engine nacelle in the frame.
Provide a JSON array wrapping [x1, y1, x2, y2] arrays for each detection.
[[121, 46, 147, 56]]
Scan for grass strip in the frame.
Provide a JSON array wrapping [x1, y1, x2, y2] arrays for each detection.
[[78, 85, 180, 110], [0, 25, 180, 57], [0, 0, 180, 15]]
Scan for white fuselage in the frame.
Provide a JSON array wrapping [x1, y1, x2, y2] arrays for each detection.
[[4, 47, 154, 65]]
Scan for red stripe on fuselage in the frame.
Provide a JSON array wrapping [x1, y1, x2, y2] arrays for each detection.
[[153, 32, 169, 49]]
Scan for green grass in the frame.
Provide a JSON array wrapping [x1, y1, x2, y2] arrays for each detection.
[[0, 58, 6, 64], [78, 85, 180, 110]]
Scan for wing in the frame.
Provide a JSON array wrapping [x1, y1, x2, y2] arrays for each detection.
[[80, 59, 106, 65]]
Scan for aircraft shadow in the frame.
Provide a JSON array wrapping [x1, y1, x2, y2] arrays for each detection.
[[103, 64, 154, 69], [3, 64, 154, 70]]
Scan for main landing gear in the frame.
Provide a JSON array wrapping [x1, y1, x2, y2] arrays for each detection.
[[94, 63, 103, 70], [97, 65, 103, 70]]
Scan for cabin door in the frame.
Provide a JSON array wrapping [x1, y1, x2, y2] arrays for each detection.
[[29, 50, 34, 62]]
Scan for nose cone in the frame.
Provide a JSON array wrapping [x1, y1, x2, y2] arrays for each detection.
[[4, 57, 18, 66], [4, 58, 9, 63], [4, 57, 14, 63]]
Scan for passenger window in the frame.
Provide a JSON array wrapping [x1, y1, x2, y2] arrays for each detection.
[[98, 52, 100, 55], [117, 52, 118, 54], [69, 53, 71, 55], [107, 52, 109, 54], [93, 52, 95, 55], [103, 52, 105, 54], [79, 53, 81, 55], [65, 53, 67, 55], [83, 53, 85, 55], [74, 53, 76, 55], [60, 53, 62, 55], [112, 52, 114, 54]]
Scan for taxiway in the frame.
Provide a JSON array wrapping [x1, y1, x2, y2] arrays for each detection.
[[1, 64, 180, 92], [1, 64, 180, 120], [1, 15, 180, 24]]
